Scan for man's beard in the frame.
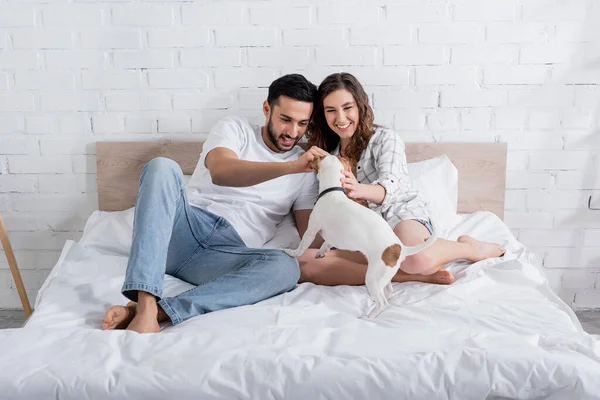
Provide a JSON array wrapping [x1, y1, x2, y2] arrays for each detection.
[[267, 117, 299, 152]]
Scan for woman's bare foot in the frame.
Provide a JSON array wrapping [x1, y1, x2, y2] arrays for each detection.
[[427, 269, 455, 285], [457, 235, 505, 262], [393, 269, 455, 285], [103, 301, 137, 330]]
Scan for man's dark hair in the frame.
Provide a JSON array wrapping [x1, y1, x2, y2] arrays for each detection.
[[267, 74, 317, 107]]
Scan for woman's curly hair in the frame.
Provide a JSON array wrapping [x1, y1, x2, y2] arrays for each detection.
[[307, 72, 376, 166]]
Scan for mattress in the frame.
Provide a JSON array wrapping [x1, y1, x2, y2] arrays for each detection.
[[1, 210, 599, 399]]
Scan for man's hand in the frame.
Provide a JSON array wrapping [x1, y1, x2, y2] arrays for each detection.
[[289, 146, 329, 174]]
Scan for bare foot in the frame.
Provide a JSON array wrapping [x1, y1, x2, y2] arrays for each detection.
[[393, 269, 455, 285], [126, 306, 160, 334], [457, 235, 505, 262], [103, 301, 136, 330], [427, 269, 455, 285]]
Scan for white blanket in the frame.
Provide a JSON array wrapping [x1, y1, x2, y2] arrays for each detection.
[[1, 211, 599, 399]]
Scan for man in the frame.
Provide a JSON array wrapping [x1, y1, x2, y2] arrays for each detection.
[[103, 74, 328, 333]]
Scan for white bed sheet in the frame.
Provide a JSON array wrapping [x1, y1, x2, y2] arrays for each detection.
[[1, 211, 600, 399]]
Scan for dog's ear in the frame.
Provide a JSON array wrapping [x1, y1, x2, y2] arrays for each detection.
[[337, 156, 352, 174], [309, 155, 324, 172]]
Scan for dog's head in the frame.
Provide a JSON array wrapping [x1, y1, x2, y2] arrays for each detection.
[[309, 155, 326, 172], [311, 155, 352, 175], [312, 155, 368, 207]]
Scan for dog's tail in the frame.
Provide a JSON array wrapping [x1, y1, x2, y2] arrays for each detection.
[[402, 218, 438, 257]]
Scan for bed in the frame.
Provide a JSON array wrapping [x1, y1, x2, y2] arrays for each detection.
[[1, 141, 599, 400]]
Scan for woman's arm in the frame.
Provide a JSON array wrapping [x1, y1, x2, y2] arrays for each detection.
[[341, 129, 412, 208], [359, 182, 386, 205], [367, 130, 414, 210], [340, 170, 386, 205]]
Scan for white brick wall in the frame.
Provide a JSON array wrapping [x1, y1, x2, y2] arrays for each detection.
[[0, 0, 599, 310]]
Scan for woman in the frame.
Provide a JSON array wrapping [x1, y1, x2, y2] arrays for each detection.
[[298, 72, 504, 285]]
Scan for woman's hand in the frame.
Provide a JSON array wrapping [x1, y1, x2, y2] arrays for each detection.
[[341, 169, 387, 205], [341, 170, 367, 200]]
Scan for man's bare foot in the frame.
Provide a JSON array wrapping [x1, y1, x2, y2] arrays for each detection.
[[103, 301, 136, 330], [458, 235, 505, 262], [126, 311, 160, 334], [126, 292, 161, 334]]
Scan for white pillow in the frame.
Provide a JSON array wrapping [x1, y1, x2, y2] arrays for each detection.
[[407, 155, 458, 232], [79, 207, 135, 256], [262, 213, 301, 250]]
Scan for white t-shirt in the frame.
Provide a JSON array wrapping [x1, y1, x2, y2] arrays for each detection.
[[186, 116, 318, 248]]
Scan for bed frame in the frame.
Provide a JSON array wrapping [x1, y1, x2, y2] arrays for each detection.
[[96, 141, 507, 219]]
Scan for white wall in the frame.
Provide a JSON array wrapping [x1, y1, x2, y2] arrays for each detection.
[[0, 0, 599, 309]]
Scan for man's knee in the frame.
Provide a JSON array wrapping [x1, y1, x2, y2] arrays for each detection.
[[141, 157, 183, 184], [144, 156, 181, 173]]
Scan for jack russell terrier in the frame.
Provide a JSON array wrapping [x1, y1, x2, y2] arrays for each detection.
[[283, 155, 438, 318]]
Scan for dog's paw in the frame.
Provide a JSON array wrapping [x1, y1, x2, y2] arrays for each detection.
[[364, 304, 385, 320], [362, 294, 389, 320], [315, 252, 326, 259], [376, 297, 388, 309]]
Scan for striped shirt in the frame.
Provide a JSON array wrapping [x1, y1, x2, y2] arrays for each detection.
[[334, 127, 430, 229]]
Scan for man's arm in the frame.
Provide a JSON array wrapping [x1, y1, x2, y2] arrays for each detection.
[[205, 148, 294, 187], [293, 209, 324, 249], [205, 146, 328, 188]]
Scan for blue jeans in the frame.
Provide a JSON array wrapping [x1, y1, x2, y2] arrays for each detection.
[[121, 157, 300, 325]]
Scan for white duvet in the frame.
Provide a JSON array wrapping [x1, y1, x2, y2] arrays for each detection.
[[1, 210, 600, 400]]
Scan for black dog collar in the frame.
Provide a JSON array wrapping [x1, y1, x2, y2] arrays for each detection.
[[315, 187, 346, 204]]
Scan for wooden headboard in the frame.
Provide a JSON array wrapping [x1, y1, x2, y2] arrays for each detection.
[[96, 141, 507, 219]]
